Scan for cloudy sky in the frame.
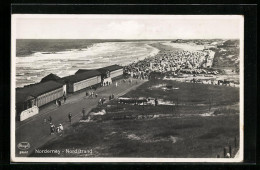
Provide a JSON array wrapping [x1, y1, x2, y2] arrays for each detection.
[[13, 15, 243, 39]]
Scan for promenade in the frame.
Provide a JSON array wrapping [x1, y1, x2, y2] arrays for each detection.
[[15, 78, 147, 157]]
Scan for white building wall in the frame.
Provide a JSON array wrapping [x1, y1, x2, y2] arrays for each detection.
[[73, 76, 101, 92], [36, 87, 63, 107], [20, 106, 39, 121], [110, 69, 123, 78]]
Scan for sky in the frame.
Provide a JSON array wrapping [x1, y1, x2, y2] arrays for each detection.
[[13, 15, 243, 39]]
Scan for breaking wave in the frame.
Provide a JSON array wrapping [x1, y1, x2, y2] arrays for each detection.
[[16, 41, 160, 87]]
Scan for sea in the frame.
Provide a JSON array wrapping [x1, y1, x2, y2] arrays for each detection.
[[15, 41, 162, 88]]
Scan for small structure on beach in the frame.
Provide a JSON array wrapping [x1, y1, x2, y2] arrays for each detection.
[[97, 65, 123, 79], [73, 65, 123, 87], [97, 64, 123, 86], [61, 70, 102, 93], [15, 64, 125, 120]]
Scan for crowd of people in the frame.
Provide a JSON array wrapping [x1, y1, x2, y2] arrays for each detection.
[[123, 49, 216, 79]]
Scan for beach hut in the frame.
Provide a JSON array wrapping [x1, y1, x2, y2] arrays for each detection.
[[41, 73, 67, 95], [97, 64, 123, 80], [16, 81, 64, 121], [61, 70, 102, 93]]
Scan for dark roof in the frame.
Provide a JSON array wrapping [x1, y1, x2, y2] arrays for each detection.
[[16, 81, 63, 103], [41, 73, 61, 82], [97, 64, 123, 73], [75, 69, 95, 75], [60, 75, 73, 81], [16, 92, 34, 104], [62, 70, 101, 83]]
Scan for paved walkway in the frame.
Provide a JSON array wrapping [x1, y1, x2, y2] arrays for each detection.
[[15, 79, 147, 157]]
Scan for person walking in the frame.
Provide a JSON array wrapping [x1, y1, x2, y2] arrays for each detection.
[[59, 124, 64, 131], [49, 116, 52, 123], [63, 95, 66, 103], [101, 98, 105, 105], [155, 98, 158, 106], [68, 113, 72, 124], [43, 118, 47, 125], [50, 123, 55, 135], [50, 124, 53, 135], [58, 123, 63, 136], [82, 108, 86, 119], [56, 126, 60, 134]]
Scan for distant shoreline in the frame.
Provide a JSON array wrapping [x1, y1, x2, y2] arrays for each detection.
[[16, 39, 238, 57], [15, 40, 239, 88], [16, 39, 165, 57]]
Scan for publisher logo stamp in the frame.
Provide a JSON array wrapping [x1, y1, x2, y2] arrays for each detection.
[[17, 142, 30, 150]]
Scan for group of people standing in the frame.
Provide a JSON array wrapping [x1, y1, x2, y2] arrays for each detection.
[[98, 98, 106, 106], [86, 91, 98, 98], [45, 116, 64, 136], [109, 94, 115, 101], [55, 95, 67, 107], [44, 112, 72, 136], [50, 123, 64, 136]]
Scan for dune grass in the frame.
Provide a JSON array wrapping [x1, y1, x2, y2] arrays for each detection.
[[123, 79, 239, 106], [31, 80, 239, 158], [31, 114, 239, 158]]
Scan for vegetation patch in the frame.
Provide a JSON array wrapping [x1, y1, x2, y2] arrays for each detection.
[[30, 80, 239, 158]]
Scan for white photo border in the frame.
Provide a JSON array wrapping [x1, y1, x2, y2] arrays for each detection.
[[11, 14, 244, 163]]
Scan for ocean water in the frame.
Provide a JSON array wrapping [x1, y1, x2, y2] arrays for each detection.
[[16, 41, 160, 88]]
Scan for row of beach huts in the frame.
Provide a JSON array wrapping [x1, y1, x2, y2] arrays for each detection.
[[16, 64, 123, 121]]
